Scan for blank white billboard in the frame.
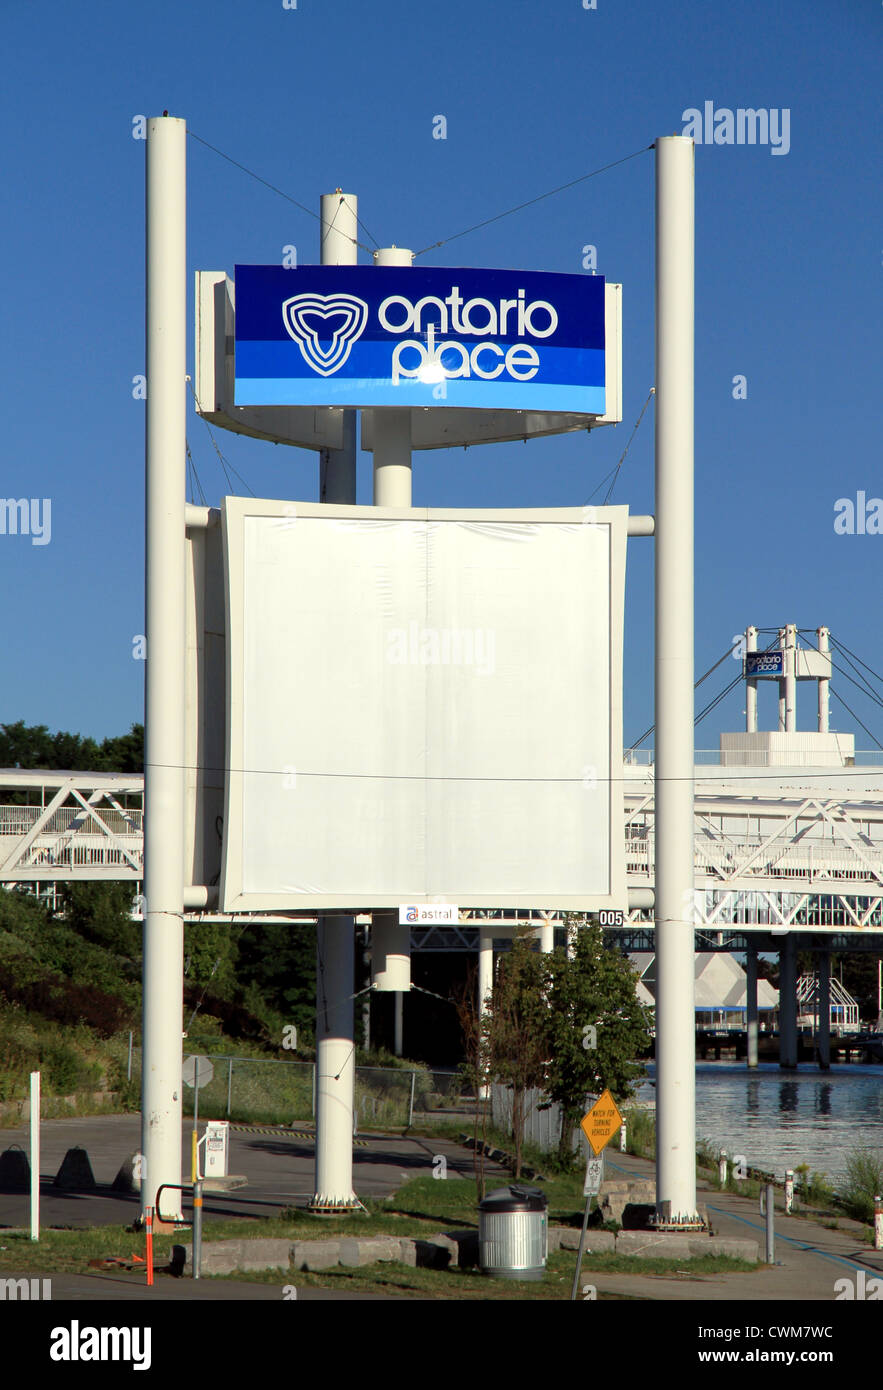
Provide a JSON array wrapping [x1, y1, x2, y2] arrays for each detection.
[[221, 499, 626, 912]]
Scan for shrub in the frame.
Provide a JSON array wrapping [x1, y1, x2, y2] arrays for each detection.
[[840, 1147, 883, 1223]]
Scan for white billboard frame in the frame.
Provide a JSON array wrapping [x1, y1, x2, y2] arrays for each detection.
[[220, 499, 627, 914]]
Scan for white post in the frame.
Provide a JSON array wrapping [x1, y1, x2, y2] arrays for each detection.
[[312, 915, 359, 1209], [319, 191, 358, 504], [653, 135, 698, 1225], [874, 1196, 882, 1251], [538, 916, 555, 953], [142, 114, 186, 1223], [785, 1169, 794, 1214], [817, 626, 830, 734], [777, 628, 787, 732], [29, 1070, 40, 1241], [372, 247, 413, 507], [718, 1149, 728, 1186], [745, 625, 758, 733], [478, 934, 494, 1100], [784, 623, 797, 733]]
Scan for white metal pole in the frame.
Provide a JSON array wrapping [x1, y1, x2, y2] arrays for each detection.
[[29, 1070, 40, 1241], [319, 192, 358, 504], [746, 625, 758, 733], [478, 934, 493, 1101], [777, 628, 787, 732], [372, 247, 413, 506], [784, 623, 797, 733], [142, 114, 186, 1224], [653, 135, 697, 1224], [312, 915, 358, 1208], [538, 916, 555, 953], [817, 626, 830, 734]]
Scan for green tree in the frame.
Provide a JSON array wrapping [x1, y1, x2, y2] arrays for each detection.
[[482, 928, 551, 1178], [545, 917, 652, 1166]]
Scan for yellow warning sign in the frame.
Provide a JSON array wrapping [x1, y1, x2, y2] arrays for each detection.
[[580, 1089, 623, 1156]]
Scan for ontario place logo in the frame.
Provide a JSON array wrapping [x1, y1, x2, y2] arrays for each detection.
[[282, 293, 368, 376]]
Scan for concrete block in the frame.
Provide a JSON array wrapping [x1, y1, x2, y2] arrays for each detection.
[[398, 1239, 418, 1266], [338, 1237, 401, 1267], [442, 1229, 479, 1268], [414, 1236, 455, 1269], [182, 1238, 291, 1275], [290, 1239, 340, 1271], [555, 1227, 616, 1253], [691, 1237, 759, 1262], [615, 1231, 696, 1257], [0, 1147, 30, 1192], [54, 1147, 96, 1191]]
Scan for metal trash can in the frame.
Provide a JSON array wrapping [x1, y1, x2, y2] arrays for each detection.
[[479, 1185, 548, 1280]]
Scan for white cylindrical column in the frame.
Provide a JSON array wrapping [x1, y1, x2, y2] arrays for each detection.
[[817, 626, 830, 733], [653, 135, 697, 1225], [784, 623, 797, 733], [371, 913, 410, 1057], [538, 917, 555, 953], [319, 192, 358, 504], [478, 934, 494, 1100], [312, 915, 359, 1209], [746, 625, 758, 733], [778, 628, 787, 732], [372, 247, 413, 506], [142, 114, 186, 1224]]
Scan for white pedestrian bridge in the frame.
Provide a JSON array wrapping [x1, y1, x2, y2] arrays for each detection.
[[2, 754, 883, 951]]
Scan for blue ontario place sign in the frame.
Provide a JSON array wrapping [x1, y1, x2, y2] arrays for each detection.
[[233, 265, 606, 414]]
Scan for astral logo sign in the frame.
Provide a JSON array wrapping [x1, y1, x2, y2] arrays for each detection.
[[234, 265, 606, 414]]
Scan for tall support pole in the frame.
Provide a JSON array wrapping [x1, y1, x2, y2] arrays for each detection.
[[817, 952, 831, 1070], [372, 248, 413, 507], [142, 114, 186, 1224], [319, 191, 358, 504], [746, 941, 759, 1068], [817, 626, 830, 734], [777, 628, 787, 732], [745, 625, 758, 733], [538, 916, 555, 954], [779, 934, 798, 1070], [654, 135, 697, 1224], [311, 200, 361, 1210], [312, 915, 358, 1208], [784, 623, 797, 733], [478, 935, 494, 1100]]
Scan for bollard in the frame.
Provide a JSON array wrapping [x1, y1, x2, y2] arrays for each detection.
[[619, 1122, 627, 1153], [759, 1185, 775, 1264], [145, 1206, 154, 1287], [784, 1169, 794, 1214], [718, 1149, 728, 1186], [193, 1181, 203, 1280], [875, 1195, 882, 1252]]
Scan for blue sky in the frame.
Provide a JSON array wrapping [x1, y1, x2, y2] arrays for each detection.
[[2, 0, 881, 750]]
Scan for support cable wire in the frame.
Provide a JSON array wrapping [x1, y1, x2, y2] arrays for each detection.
[[830, 637, 883, 695], [187, 131, 376, 255], [583, 386, 655, 507], [796, 634, 883, 714], [413, 144, 653, 257], [187, 379, 256, 497], [628, 636, 781, 750]]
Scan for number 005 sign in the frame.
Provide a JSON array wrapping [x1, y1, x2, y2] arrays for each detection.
[[219, 499, 627, 912]]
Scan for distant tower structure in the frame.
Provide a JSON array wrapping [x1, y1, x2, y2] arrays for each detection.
[[721, 625, 854, 767]]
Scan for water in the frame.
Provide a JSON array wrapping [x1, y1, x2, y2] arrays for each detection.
[[638, 1062, 883, 1187]]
